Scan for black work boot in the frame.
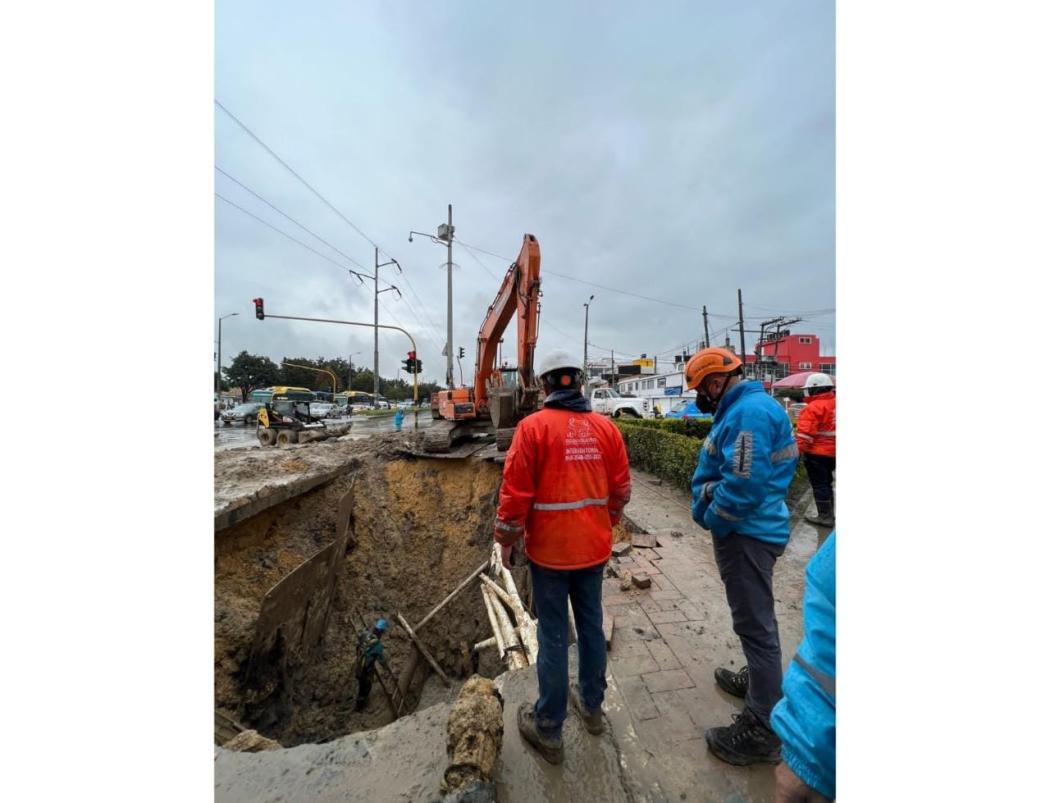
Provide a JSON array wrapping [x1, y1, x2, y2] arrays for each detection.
[[705, 707, 782, 766], [570, 681, 604, 735], [714, 665, 749, 699], [805, 500, 835, 528], [517, 702, 564, 765]]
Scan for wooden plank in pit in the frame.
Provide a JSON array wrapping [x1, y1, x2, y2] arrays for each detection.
[[247, 480, 356, 673]]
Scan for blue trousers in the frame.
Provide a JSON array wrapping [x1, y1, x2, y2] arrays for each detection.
[[529, 560, 607, 736]]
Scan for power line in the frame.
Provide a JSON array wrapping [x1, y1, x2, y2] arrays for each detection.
[[215, 192, 364, 280], [215, 165, 369, 271], [215, 99, 380, 251], [456, 240, 700, 312], [460, 243, 502, 282], [217, 98, 446, 342]]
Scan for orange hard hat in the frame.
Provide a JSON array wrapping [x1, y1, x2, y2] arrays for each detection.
[[684, 347, 743, 390]]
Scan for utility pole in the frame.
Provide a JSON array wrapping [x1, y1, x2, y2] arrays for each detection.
[[737, 289, 746, 374], [374, 247, 379, 404], [217, 312, 238, 396], [610, 349, 616, 389], [446, 204, 454, 388], [771, 316, 802, 387], [583, 295, 594, 378], [373, 246, 402, 406], [702, 305, 710, 349]]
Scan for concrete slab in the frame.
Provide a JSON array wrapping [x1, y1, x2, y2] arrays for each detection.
[[215, 661, 632, 803]]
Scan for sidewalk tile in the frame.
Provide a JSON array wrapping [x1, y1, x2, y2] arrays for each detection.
[[617, 675, 660, 721], [647, 609, 687, 625], [645, 639, 682, 671], [642, 669, 695, 693]]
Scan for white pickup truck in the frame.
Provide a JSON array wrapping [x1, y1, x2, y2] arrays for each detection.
[[589, 387, 651, 419]]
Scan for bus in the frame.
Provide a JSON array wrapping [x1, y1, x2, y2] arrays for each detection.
[[249, 386, 316, 405], [334, 390, 376, 407]]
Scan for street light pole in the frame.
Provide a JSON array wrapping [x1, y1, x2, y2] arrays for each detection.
[[217, 312, 239, 396], [408, 205, 455, 388], [583, 295, 594, 379]]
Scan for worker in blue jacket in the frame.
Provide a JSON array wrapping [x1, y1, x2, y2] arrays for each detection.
[[771, 532, 836, 802], [685, 347, 799, 766], [354, 618, 390, 711]]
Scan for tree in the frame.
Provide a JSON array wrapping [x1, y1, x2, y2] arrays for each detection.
[[224, 351, 281, 401]]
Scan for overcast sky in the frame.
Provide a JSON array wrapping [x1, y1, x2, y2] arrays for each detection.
[[215, 0, 834, 387]]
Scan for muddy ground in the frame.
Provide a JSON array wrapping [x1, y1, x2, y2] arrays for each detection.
[[215, 431, 510, 747]]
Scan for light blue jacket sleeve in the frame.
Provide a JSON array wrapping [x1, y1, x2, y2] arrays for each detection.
[[702, 405, 776, 537], [771, 533, 836, 800]]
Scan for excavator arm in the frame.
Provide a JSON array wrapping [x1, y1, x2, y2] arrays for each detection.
[[474, 234, 541, 418], [425, 233, 541, 453]]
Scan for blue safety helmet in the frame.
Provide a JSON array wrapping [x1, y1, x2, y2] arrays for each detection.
[[374, 618, 388, 632]]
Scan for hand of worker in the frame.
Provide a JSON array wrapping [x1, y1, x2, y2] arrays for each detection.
[[500, 544, 513, 570], [773, 762, 830, 803]]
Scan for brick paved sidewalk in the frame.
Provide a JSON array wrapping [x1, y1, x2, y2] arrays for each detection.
[[602, 469, 822, 803]]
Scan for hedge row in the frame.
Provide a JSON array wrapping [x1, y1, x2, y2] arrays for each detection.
[[615, 418, 807, 497], [614, 420, 701, 493], [623, 417, 713, 441]]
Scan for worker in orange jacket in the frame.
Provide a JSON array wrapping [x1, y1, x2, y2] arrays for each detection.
[[494, 350, 631, 765], [796, 373, 836, 528]]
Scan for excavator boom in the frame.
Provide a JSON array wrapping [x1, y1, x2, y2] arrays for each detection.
[[425, 233, 542, 452], [474, 233, 541, 410]]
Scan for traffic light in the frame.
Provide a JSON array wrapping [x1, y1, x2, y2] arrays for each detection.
[[457, 346, 465, 359], [253, 298, 265, 320], [413, 358, 422, 374], [403, 350, 416, 374]]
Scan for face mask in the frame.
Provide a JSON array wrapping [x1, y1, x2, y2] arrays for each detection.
[[696, 392, 718, 414]]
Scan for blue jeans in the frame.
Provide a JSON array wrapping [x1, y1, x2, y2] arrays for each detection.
[[529, 560, 608, 736]]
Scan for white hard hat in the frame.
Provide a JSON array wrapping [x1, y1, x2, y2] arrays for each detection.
[[803, 372, 834, 396], [537, 350, 580, 379]]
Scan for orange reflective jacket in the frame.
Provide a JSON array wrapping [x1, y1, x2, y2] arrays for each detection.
[[796, 392, 836, 457], [495, 408, 631, 570]]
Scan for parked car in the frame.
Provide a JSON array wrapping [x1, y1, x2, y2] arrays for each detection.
[[325, 403, 351, 418], [664, 399, 713, 421], [309, 402, 336, 418], [222, 402, 265, 426]]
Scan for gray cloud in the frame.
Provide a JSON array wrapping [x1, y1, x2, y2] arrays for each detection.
[[216, 0, 834, 384]]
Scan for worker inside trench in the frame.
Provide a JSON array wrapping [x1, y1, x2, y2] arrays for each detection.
[[214, 453, 532, 748]]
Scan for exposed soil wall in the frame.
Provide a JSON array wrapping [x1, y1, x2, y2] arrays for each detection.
[[215, 449, 504, 747]]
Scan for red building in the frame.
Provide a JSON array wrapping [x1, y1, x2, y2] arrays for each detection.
[[742, 333, 836, 380]]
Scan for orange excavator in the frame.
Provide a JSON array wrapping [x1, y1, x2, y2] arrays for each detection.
[[425, 233, 543, 453]]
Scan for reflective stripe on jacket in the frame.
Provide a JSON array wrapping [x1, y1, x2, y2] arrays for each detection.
[[770, 532, 836, 800], [495, 408, 631, 570], [796, 391, 836, 457], [690, 381, 798, 545]]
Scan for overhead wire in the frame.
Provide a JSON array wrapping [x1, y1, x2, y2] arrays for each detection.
[[216, 192, 363, 280], [215, 165, 370, 272], [215, 99, 380, 250], [216, 98, 447, 351]]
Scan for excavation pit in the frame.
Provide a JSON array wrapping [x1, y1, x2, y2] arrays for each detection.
[[215, 436, 520, 748]]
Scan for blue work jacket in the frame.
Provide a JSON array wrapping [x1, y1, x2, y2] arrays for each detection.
[[771, 532, 836, 800], [690, 380, 798, 544]]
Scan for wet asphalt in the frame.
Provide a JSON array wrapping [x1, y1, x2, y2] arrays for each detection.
[[214, 411, 432, 451]]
